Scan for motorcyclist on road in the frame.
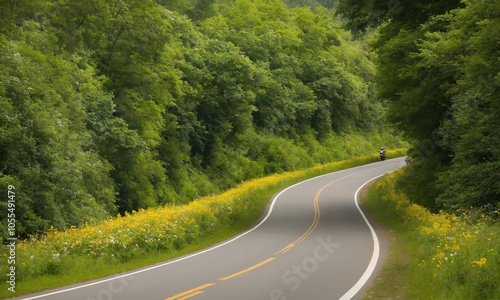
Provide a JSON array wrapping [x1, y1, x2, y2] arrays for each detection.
[[379, 147, 386, 160]]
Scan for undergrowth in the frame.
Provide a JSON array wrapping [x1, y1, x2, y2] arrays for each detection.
[[363, 169, 500, 299]]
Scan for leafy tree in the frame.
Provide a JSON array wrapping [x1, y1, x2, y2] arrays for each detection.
[[48, 0, 179, 212], [0, 0, 48, 35], [426, 0, 500, 208], [338, 0, 500, 210], [178, 38, 260, 167], [0, 38, 116, 236]]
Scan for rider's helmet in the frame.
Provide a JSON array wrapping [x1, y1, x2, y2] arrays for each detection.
[[381, 147, 384, 150]]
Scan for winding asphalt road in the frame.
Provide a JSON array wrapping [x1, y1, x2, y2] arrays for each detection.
[[14, 157, 406, 300]]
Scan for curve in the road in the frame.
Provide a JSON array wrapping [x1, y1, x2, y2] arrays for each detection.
[[15, 157, 406, 300]]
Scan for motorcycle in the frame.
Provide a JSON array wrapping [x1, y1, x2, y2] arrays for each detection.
[[379, 150, 386, 161]]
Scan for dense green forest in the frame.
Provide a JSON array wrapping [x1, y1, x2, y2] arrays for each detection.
[[0, 0, 405, 239], [337, 0, 499, 211]]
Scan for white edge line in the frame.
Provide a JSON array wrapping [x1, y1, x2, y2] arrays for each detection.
[[338, 171, 394, 300], [20, 159, 403, 300], [18, 162, 348, 299]]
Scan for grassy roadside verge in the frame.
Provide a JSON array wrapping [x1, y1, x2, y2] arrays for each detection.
[[360, 169, 500, 300], [0, 149, 407, 299]]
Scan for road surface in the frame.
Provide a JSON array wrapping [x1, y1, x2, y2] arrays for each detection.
[[14, 157, 406, 300]]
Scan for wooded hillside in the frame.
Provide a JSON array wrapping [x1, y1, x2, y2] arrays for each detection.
[[0, 0, 402, 239]]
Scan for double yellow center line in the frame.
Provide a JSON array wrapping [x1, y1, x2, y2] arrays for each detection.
[[165, 283, 215, 300], [165, 164, 394, 300], [274, 171, 361, 255]]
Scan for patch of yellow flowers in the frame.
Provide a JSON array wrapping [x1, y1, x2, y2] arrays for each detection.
[[375, 170, 498, 277], [5, 152, 400, 280]]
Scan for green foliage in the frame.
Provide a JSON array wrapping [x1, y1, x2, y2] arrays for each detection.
[[0, 38, 116, 237], [336, 0, 461, 35], [0, 0, 404, 238], [338, 0, 500, 211], [156, 0, 217, 21], [365, 170, 500, 300], [426, 0, 500, 209], [283, 0, 338, 9]]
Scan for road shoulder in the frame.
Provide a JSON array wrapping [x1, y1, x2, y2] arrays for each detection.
[[358, 178, 409, 299]]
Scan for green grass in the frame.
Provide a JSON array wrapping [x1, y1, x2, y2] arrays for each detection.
[[0, 150, 407, 299], [359, 180, 412, 299], [360, 169, 500, 300]]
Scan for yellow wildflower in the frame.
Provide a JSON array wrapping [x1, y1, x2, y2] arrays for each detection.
[[471, 258, 487, 267]]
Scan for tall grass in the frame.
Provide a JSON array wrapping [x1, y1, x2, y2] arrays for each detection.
[[0, 150, 405, 298], [363, 169, 500, 299]]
